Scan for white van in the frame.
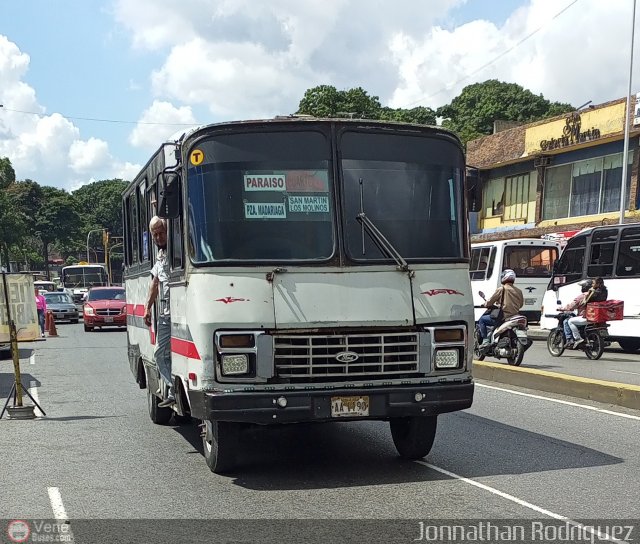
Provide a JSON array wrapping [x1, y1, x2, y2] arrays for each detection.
[[470, 238, 561, 322]]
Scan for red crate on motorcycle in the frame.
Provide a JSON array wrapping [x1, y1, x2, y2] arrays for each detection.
[[586, 300, 624, 322]]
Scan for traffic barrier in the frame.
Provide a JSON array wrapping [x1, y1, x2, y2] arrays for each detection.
[[46, 310, 58, 337], [472, 360, 640, 410]]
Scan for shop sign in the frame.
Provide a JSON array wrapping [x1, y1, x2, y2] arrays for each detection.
[[539, 113, 601, 151]]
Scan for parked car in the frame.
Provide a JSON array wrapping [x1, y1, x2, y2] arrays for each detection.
[[43, 292, 80, 323], [83, 287, 127, 332]]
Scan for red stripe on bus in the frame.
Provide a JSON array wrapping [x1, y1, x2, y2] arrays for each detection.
[[126, 304, 146, 317], [150, 330, 156, 345], [171, 337, 201, 360]]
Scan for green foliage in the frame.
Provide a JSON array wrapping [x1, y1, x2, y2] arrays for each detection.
[[0, 157, 16, 189], [72, 179, 128, 237], [437, 79, 574, 144], [297, 85, 436, 124]]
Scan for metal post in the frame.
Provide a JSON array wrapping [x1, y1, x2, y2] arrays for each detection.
[[619, 0, 637, 225], [1, 272, 22, 406]]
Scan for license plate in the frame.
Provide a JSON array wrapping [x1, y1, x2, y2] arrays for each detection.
[[331, 396, 369, 418], [515, 330, 528, 338], [525, 298, 536, 305], [104, 316, 114, 323]]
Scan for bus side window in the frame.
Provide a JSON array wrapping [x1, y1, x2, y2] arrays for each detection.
[[587, 229, 617, 278], [616, 227, 640, 277], [556, 237, 586, 283]]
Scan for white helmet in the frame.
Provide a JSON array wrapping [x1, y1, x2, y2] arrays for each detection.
[[501, 269, 516, 283]]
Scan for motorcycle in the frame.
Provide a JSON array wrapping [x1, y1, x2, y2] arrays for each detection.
[[474, 291, 530, 366], [545, 312, 610, 360]]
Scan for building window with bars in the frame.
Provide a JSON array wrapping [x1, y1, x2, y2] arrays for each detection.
[[503, 173, 531, 220]]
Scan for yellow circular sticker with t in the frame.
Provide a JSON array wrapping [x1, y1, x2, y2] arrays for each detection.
[[190, 149, 205, 166]]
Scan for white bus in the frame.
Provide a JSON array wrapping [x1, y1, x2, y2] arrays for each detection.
[[123, 117, 475, 473], [470, 239, 561, 322], [61, 264, 109, 303], [540, 223, 640, 353]]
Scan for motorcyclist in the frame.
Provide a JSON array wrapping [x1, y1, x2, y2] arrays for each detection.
[[558, 279, 592, 348], [479, 269, 524, 346]]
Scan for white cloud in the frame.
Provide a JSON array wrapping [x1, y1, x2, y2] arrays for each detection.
[[129, 100, 198, 150], [0, 35, 140, 190], [389, 0, 639, 109], [114, 0, 638, 122]]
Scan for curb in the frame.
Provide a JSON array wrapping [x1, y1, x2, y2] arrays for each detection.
[[472, 360, 640, 410]]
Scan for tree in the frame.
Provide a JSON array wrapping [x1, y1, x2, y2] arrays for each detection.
[[72, 179, 129, 237], [0, 160, 26, 268], [0, 157, 16, 189], [296, 85, 436, 124], [437, 80, 574, 144]]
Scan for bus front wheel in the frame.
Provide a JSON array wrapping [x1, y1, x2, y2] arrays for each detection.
[[390, 416, 437, 460], [202, 420, 239, 474]]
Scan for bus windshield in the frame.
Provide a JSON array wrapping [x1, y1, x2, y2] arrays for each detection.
[[341, 131, 465, 261], [62, 266, 108, 288], [187, 128, 465, 263], [503, 246, 558, 277]]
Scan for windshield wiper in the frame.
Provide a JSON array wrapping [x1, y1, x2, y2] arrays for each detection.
[[357, 178, 411, 273]]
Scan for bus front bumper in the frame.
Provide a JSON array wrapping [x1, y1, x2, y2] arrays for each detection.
[[188, 381, 474, 424]]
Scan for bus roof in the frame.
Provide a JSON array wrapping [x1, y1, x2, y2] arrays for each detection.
[[471, 238, 561, 248]]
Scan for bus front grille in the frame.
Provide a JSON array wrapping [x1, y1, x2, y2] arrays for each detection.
[[273, 332, 420, 383]]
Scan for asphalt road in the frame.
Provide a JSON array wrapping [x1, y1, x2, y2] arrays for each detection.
[[479, 331, 640, 386], [1, 323, 640, 542]]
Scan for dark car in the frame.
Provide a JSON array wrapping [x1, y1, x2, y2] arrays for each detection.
[[43, 292, 80, 323], [83, 287, 127, 332]]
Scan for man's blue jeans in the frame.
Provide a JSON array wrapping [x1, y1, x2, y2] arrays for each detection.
[[155, 314, 173, 398], [478, 314, 498, 340]]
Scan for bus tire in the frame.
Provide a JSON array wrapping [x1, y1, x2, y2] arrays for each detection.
[[202, 420, 239, 474], [147, 388, 172, 425], [618, 339, 640, 353], [390, 416, 437, 460]]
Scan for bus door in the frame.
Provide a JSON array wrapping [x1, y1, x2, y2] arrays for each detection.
[[470, 245, 497, 321]]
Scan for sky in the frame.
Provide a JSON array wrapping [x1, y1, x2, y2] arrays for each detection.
[[0, 0, 638, 192]]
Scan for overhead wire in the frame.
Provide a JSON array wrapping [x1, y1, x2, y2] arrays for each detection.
[[402, 0, 580, 108], [0, 106, 198, 126]]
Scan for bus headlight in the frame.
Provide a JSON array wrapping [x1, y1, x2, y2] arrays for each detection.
[[221, 354, 249, 375], [434, 349, 459, 369]]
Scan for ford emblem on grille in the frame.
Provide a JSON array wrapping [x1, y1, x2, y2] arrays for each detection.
[[335, 351, 359, 363]]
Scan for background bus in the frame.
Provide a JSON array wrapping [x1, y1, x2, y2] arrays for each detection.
[[470, 238, 560, 323], [61, 264, 109, 303], [540, 223, 640, 353]]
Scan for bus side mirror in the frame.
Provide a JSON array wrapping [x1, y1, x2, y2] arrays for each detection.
[[157, 171, 181, 219]]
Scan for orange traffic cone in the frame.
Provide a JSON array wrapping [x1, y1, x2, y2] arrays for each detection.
[[47, 310, 58, 337]]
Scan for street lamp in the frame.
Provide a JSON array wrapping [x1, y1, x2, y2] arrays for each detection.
[[619, 0, 637, 225], [86, 229, 104, 263]]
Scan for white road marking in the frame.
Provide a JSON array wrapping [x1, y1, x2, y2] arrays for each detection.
[[416, 461, 628, 544], [29, 353, 35, 365], [48, 487, 69, 520], [48, 487, 75, 542], [610, 369, 640, 376], [28, 380, 42, 417], [477, 383, 640, 421]]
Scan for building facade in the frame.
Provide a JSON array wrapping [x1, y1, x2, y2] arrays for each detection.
[[467, 96, 640, 242]]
